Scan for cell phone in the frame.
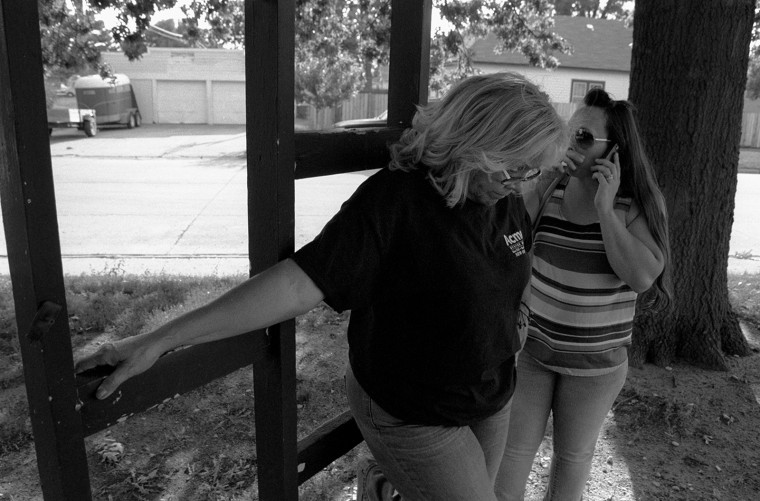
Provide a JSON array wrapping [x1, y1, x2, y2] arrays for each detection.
[[605, 144, 619, 160]]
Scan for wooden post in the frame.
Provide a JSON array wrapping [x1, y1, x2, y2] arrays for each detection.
[[387, 0, 432, 127], [0, 1, 91, 499], [246, 0, 298, 499]]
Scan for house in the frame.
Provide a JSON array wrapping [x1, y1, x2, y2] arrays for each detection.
[[101, 48, 245, 125], [101, 15, 634, 126], [101, 47, 379, 128], [469, 15, 633, 104]]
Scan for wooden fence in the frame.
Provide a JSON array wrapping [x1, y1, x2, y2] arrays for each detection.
[[305, 92, 760, 150], [304, 100, 584, 133], [301, 92, 389, 130], [741, 112, 760, 148]]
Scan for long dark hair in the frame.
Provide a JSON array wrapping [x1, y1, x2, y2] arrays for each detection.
[[585, 88, 672, 312]]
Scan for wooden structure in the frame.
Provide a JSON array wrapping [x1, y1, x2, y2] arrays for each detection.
[[0, 0, 431, 499]]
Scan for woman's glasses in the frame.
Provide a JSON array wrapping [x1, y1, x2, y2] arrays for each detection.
[[574, 127, 611, 149], [500, 167, 541, 185]]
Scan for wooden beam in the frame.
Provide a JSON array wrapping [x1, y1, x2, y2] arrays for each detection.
[[246, 0, 299, 499], [294, 128, 403, 178], [76, 332, 270, 436], [0, 1, 91, 499], [387, 0, 432, 127], [296, 411, 363, 484]]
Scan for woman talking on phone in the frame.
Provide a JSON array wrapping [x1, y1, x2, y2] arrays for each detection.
[[496, 88, 672, 501]]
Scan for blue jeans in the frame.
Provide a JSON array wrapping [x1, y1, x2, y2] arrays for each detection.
[[346, 365, 512, 501], [495, 353, 627, 501]]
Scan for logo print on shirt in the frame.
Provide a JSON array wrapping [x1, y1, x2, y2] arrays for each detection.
[[504, 230, 525, 257]]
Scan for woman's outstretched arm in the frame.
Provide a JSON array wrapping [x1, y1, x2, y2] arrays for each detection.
[[75, 258, 325, 399]]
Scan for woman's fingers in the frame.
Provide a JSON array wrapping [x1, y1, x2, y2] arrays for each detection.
[[610, 152, 621, 178], [564, 151, 583, 174], [74, 340, 150, 399], [95, 364, 133, 399], [74, 342, 121, 373], [594, 152, 621, 182], [95, 347, 158, 399], [591, 164, 614, 181], [592, 171, 608, 184]]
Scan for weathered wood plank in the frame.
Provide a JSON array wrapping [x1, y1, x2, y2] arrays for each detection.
[[246, 0, 299, 499], [76, 331, 270, 435], [387, 0, 432, 127], [294, 128, 403, 178], [296, 411, 363, 484], [0, 1, 92, 499]]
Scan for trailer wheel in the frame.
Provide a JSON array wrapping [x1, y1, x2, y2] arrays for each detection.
[[127, 113, 136, 129], [83, 118, 97, 137]]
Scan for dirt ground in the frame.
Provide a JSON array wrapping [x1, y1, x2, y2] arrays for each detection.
[[528, 325, 760, 501], [1, 306, 759, 500]]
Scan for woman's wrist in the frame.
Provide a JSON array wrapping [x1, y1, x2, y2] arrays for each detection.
[[145, 321, 183, 355], [596, 205, 618, 222]]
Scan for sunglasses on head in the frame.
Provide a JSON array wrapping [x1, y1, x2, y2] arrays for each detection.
[[574, 127, 611, 149], [500, 167, 541, 185]]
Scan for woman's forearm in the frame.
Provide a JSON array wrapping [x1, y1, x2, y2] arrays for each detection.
[[598, 211, 664, 292], [146, 259, 325, 352]]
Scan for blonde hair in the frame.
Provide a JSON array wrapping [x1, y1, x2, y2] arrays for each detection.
[[389, 72, 568, 207]]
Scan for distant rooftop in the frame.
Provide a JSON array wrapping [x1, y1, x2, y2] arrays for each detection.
[[469, 15, 632, 72]]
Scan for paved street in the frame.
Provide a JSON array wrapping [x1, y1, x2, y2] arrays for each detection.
[[2, 125, 371, 275], [0, 124, 758, 275]]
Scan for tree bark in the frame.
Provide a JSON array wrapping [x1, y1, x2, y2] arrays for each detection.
[[628, 0, 755, 370]]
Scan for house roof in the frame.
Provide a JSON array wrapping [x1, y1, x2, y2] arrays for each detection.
[[469, 15, 632, 72]]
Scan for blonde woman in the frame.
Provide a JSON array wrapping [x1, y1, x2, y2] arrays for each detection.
[[77, 73, 567, 501]]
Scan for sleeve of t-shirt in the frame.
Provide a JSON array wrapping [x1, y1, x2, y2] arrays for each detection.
[[292, 173, 391, 313]]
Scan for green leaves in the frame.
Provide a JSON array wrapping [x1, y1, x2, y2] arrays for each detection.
[[430, 1, 570, 94], [38, 1, 613, 111], [38, 0, 114, 103]]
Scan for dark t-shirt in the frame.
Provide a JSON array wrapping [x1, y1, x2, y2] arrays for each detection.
[[292, 168, 532, 426]]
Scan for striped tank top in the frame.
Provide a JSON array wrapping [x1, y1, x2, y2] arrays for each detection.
[[524, 179, 636, 376]]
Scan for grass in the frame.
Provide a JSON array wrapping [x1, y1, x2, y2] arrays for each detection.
[[0, 273, 244, 457], [729, 271, 760, 333], [0, 269, 758, 499], [0, 273, 247, 388], [0, 271, 357, 500]]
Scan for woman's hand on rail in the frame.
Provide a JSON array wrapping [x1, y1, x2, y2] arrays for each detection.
[[74, 333, 164, 399], [74, 258, 326, 399]]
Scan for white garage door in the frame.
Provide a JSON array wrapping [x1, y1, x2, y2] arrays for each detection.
[[156, 81, 207, 124], [212, 81, 246, 124]]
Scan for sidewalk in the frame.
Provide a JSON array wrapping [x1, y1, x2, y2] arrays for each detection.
[[48, 124, 248, 159]]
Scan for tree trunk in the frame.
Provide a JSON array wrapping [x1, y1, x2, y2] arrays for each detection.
[[628, 0, 755, 370]]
